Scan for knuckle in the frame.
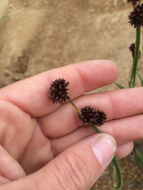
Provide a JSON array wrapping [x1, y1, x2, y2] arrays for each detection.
[[54, 152, 89, 190]]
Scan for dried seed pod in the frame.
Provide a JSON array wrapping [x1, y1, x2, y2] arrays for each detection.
[[95, 110, 107, 126], [129, 4, 143, 28], [49, 78, 70, 104], [79, 106, 107, 126]]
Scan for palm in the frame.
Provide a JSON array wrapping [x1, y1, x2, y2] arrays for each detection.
[[0, 100, 53, 174]]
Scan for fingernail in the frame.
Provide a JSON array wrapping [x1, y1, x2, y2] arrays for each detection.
[[92, 134, 116, 166]]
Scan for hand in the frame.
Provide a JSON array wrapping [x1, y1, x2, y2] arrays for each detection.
[[0, 60, 143, 190]]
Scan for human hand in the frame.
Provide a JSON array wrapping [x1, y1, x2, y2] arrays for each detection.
[[0, 60, 143, 190]]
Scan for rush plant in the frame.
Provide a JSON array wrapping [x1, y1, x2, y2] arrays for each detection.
[[48, 1, 143, 189], [115, 0, 143, 188]]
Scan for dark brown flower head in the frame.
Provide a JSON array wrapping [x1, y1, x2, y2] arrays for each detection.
[[95, 110, 107, 126], [129, 4, 143, 28], [79, 106, 107, 126], [49, 78, 70, 104], [127, 0, 140, 6], [129, 43, 135, 57]]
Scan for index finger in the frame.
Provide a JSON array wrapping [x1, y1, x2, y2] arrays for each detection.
[[0, 60, 118, 117]]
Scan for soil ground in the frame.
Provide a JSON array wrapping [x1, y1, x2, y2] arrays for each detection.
[[0, 0, 143, 189]]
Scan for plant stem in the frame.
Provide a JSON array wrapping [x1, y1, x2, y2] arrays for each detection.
[[114, 82, 125, 89], [68, 99, 82, 117], [91, 125, 100, 133], [112, 157, 123, 190], [129, 27, 141, 87], [91, 125, 123, 190]]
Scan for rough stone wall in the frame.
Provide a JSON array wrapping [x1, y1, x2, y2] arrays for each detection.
[[0, 0, 139, 88]]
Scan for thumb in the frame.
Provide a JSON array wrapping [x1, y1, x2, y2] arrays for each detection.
[[2, 134, 117, 190]]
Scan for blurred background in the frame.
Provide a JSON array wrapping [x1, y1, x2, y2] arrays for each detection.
[[0, 0, 143, 189]]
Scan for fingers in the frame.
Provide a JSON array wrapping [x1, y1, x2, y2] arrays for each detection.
[[51, 127, 94, 155], [19, 125, 53, 174], [40, 87, 143, 138], [116, 141, 134, 159], [100, 114, 143, 143], [51, 114, 143, 154], [0, 176, 10, 184], [0, 145, 25, 184], [51, 127, 134, 159], [2, 134, 117, 190], [0, 60, 118, 117]]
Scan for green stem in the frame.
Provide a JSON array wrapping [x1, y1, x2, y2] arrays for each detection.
[[112, 157, 123, 190], [91, 125, 100, 133], [129, 27, 141, 87], [68, 99, 82, 117], [91, 125, 123, 190], [114, 82, 125, 89]]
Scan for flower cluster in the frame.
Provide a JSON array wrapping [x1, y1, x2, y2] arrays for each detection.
[[49, 78, 70, 104], [79, 106, 107, 126], [129, 4, 143, 28], [49, 79, 107, 126]]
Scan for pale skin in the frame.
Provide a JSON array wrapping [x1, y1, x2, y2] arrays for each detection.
[[0, 60, 143, 190]]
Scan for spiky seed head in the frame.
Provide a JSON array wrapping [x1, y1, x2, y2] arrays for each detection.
[[79, 106, 107, 126], [129, 4, 143, 28], [95, 110, 107, 126], [49, 78, 70, 104], [79, 106, 97, 125]]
